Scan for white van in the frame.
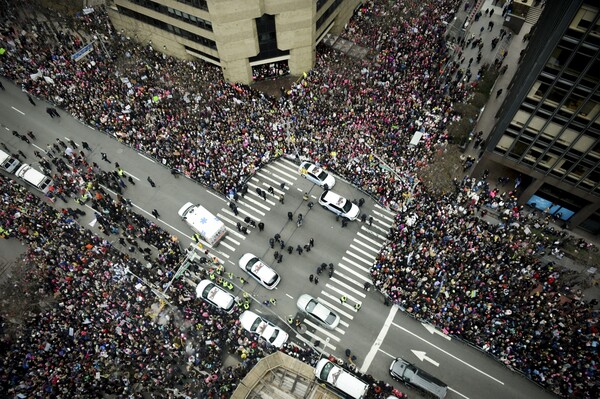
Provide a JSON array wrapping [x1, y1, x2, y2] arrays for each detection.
[[0, 149, 20, 173], [15, 164, 54, 194], [178, 202, 227, 246], [314, 359, 369, 399]]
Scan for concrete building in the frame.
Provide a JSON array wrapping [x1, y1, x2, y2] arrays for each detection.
[[474, 0, 600, 233], [106, 0, 361, 84]]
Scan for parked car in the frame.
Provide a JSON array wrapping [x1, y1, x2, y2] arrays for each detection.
[[318, 190, 360, 221], [296, 294, 340, 330], [390, 357, 448, 398], [299, 161, 335, 189], [196, 279, 236, 314], [239, 311, 288, 348], [238, 253, 281, 289]]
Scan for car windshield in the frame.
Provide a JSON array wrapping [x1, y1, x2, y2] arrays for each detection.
[[245, 257, 259, 272], [325, 312, 337, 324], [250, 317, 262, 332], [306, 299, 317, 312], [202, 283, 216, 298], [315, 169, 327, 180], [319, 361, 334, 380], [403, 364, 418, 381], [342, 200, 353, 212], [268, 329, 279, 343]]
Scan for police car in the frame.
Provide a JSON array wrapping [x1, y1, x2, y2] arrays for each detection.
[[239, 311, 288, 348], [196, 279, 236, 314], [238, 253, 281, 289], [318, 190, 360, 221], [298, 162, 336, 189]]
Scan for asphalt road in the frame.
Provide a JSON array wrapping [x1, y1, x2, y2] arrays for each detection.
[[0, 78, 557, 399]]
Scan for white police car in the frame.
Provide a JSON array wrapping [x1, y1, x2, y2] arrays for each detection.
[[238, 253, 281, 290], [239, 311, 289, 348], [318, 190, 360, 221], [196, 279, 236, 314], [298, 162, 336, 189]]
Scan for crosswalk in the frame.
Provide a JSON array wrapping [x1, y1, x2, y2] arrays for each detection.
[[294, 202, 396, 352], [201, 157, 396, 352]]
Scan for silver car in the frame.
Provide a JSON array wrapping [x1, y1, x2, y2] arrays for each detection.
[[296, 294, 340, 330], [299, 162, 336, 189]]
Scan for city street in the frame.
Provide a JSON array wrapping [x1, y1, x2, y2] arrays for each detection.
[[0, 79, 557, 399]]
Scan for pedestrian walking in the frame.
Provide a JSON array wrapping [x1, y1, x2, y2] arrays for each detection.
[[27, 94, 36, 106], [304, 244, 311, 253], [354, 303, 361, 311], [268, 186, 274, 195], [296, 245, 303, 255], [303, 192, 309, 201], [82, 141, 92, 151], [232, 205, 239, 216], [287, 245, 293, 254], [363, 282, 371, 291], [341, 219, 348, 228], [258, 221, 265, 231], [100, 152, 111, 163], [280, 182, 286, 190], [241, 226, 248, 235], [287, 211, 293, 221], [237, 222, 242, 232], [261, 190, 267, 200], [496, 88, 503, 98], [309, 237, 314, 247], [309, 274, 314, 283], [269, 238, 275, 248], [277, 253, 283, 263], [274, 233, 281, 242], [280, 240, 285, 250], [279, 193, 285, 204], [368, 216, 373, 226], [314, 276, 319, 285], [147, 176, 156, 187], [340, 295, 347, 304], [151, 209, 160, 218], [46, 107, 55, 118]]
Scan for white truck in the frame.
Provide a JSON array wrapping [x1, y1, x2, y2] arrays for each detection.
[[0, 149, 20, 173], [15, 164, 54, 194], [178, 202, 227, 246]]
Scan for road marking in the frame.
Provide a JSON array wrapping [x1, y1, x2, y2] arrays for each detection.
[[318, 295, 355, 320], [302, 319, 342, 341], [422, 322, 451, 341], [360, 306, 398, 373], [223, 234, 240, 246], [392, 322, 504, 385], [32, 143, 46, 152], [332, 270, 368, 289], [372, 209, 395, 223], [324, 284, 364, 303], [448, 387, 470, 399], [285, 293, 294, 299], [338, 256, 369, 281], [207, 191, 228, 203], [351, 238, 379, 254], [137, 153, 155, 163], [337, 263, 371, 283], [356, 231, 383, 246], [219, 241, 235, 251], [359, 225, 387, 240], [11, 107, 25, 115], [296, 331, 337, 351], [411, 350, 439, 367], [326, 278, 366, 298], [238, 195, 269, 213], [374, 203, 396, 216], [349, 244, 377, 258]]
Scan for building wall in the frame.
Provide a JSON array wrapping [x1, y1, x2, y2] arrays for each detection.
[[475, 0, 600, 232], [108, 0, 361, 84]]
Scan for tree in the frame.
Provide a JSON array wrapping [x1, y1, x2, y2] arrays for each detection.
[[417, 143, 463, 195]]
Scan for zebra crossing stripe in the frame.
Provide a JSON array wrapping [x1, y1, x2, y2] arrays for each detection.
[[272, 159, 300, 175], [351, 239, 380, 254], [326, 278, 367, 298], [219, 241, 235, 252], [238, 194, 271, 215], [303, 319, 344, 339], [333, 270, 368, 289], [345, 250, 373, 267], [356, 231, 383, 246], [349, 244, 377, 258], [324, 283, 365, 303], [374, 202, 397, 216], [295, 332, 337, 351], [318, 296, 355, 320], [359, 226, 387, 240], [251, 174, 286, 192], [341, 256, 370, 273], [372, 209, 395, 223], [337, 263, 371, 283]]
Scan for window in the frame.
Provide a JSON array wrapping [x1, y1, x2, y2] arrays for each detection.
[[570, 6, 598, 32]]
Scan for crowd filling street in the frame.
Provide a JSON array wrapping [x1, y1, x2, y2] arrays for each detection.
[[0, 0, 598, 398]]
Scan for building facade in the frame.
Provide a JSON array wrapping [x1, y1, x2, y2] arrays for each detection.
[[474, 0, 600, 233], [107, 0, 361, 84]]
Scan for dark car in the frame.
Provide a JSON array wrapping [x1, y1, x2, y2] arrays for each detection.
[[390, 357, 448, 398]]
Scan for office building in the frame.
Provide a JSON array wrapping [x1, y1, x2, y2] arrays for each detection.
[[475, 0, 600, 233], [107, 0, 361, 84]]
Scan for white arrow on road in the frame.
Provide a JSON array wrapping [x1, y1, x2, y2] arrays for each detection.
[[411, 350, 439, 367], [421, 322, 451, 341]]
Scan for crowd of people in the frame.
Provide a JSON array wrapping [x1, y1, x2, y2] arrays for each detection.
[[0, 0, 597, 397]]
